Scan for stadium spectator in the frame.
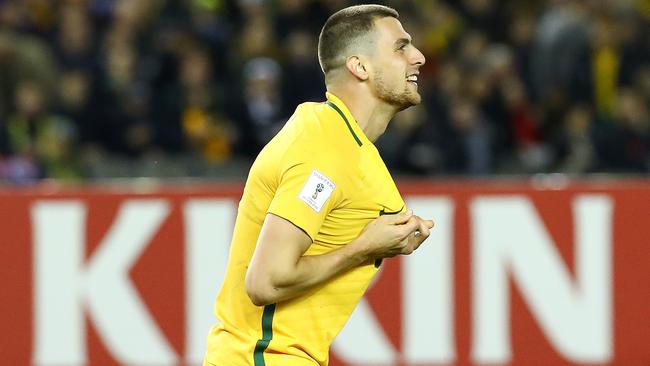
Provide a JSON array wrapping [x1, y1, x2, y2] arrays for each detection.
[[5, 79, 80, 181], [0, 0, 647, 182]]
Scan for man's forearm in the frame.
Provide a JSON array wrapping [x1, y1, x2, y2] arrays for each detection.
[[246, 238, 371, 306]]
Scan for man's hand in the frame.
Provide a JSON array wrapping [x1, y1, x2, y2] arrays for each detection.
[[353, 210, 434, 260]]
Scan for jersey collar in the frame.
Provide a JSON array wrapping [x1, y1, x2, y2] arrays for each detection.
[[325, 92, 370, 147]]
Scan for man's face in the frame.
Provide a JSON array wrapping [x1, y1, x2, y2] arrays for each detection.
[[367, 17, 426, 110]]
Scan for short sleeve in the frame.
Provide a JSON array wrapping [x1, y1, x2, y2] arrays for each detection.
[[267, 160, 341, 241]]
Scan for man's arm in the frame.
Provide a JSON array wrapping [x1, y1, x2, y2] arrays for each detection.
[[245, 210, 432, 306]]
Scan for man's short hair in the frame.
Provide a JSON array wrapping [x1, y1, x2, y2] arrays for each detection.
[[318, 4, 399, 75]]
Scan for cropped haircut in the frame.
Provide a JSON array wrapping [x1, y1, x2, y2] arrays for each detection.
[[318, 5, 399, 75]]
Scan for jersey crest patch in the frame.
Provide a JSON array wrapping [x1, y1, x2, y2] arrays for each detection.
[[298, 169, 335, 213]]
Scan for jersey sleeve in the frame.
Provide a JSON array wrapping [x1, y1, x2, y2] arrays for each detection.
[[267, 158, 341, 241]]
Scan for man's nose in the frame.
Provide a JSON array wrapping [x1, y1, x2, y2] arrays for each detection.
[[412, 46, 426, 66]]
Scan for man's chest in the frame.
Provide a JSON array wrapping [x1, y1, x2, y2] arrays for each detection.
[[314, 151, 404, 247]]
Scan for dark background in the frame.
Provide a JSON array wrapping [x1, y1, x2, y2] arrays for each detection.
[[0, 0, 648, 183]]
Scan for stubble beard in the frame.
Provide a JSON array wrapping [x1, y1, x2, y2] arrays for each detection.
[[373, 71, 421, 111]]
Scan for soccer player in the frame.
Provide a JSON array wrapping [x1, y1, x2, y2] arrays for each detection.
[[204, 4, 433, 366]]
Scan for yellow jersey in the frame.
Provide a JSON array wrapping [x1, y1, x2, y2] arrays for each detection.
[[205, 92, 405, 366]]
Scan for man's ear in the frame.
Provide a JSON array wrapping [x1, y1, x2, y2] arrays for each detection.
[[345, 55, 369, 81]]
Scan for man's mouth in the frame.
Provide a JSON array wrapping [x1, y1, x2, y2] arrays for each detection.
[[406, 73, 418, 85]]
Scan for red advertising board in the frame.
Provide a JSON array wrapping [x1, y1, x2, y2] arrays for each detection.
[[0, 179, 648, 365]]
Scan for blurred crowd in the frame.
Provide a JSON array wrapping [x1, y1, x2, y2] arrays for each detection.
[[0, 0, 648, 182]]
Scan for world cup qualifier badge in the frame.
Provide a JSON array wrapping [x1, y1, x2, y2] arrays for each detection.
[[298, 169, 336, 213]]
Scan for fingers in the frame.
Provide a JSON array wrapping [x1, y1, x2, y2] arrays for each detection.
[[387, 209, 414, 225], [379, 211, 436, 256], [405, 216, 435, 254], [399, 215, 431, 234], [400, 216, 420, 237], [416, 218, 431, 238]]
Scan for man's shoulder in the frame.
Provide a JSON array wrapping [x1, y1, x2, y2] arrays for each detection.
[[281, 102, 338, 145], [292, 101, 363, 147], [291, 100, 328, 123], [260, 101, 362, 167]]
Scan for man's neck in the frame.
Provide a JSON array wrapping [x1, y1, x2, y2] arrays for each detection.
[[327, 85, 397, 143]]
